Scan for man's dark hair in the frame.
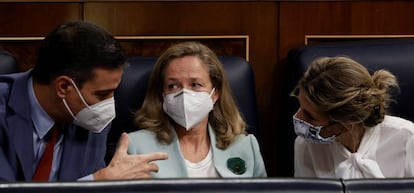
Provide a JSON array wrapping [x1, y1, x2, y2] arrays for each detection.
[[32, 20, 126, 86]]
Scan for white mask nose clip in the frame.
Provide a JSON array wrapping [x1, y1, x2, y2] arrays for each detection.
[[163, 88, 215, 131]]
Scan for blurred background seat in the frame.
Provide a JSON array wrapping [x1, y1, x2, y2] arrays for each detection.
[[0, 50, 19, 74]]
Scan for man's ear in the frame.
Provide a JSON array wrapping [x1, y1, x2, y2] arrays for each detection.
[[55, 76, 72, 98]]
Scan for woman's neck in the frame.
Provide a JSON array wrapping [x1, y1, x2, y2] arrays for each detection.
[[176, 121, 211, 162], [336, 124, 366, 153]]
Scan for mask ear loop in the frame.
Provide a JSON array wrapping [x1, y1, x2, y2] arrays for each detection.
[[62, 98, 78, 121], [209, 87, 216, 96], [68, 79, 91, 108], [323, 122, 343, 137], [210, 87, 217, 105]]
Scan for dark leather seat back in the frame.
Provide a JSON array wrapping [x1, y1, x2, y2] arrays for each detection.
[[107, 56, 260, 161], [0, 178, 344, 193], [0, 50, 19, 74], [343, 178, 414, 193], [4, 177, 414, 193]]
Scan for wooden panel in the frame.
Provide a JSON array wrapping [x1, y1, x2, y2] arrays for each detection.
[[0, 2, 82, 69], [279, 1, 414, 61], [0, 3, 82, 36], [350, 1, 414, 34], [116, 36, 248, 59], [0, 35, 248, 74], [0, 38, 43, 71], [306, 35, 414, 45]]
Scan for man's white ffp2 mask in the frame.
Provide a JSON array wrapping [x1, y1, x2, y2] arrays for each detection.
[[62, 79, 115, 133]]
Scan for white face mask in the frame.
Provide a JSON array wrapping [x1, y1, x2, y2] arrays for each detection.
[[163, 88, 215, 131], [62, 79, 116, 133], [292, 112, 336, 144]]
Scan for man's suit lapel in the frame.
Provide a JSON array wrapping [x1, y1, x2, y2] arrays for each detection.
[[58, 126, 88, 180], [7, 71, 36, 180], [7, 116, 34, 180]]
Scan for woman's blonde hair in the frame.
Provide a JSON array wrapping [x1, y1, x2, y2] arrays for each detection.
[[134, 41, 246, 149], [295, 56, 399, 127]]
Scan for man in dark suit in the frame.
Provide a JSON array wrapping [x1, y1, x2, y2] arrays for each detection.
[[0, 21, 167, 181]]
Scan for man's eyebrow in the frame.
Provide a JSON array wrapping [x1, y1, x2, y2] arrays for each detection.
[[94, 88, 116, 94]]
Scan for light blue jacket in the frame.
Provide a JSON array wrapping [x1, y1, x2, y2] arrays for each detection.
[[127, 125, 267, 178]]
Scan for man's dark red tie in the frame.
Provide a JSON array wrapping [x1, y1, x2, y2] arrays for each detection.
[[32, 126, 59, 181]]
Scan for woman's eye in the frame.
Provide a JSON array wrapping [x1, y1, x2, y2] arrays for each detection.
[[191, 82, 203, 88], [167, 84, 177, 90]]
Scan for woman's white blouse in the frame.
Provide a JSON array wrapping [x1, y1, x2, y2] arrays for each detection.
[[185, 147, 220, 178], [294, 115, 414, 179]]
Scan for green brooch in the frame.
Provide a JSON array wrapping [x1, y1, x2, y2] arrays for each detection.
[[227, 157, 246, 175]]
